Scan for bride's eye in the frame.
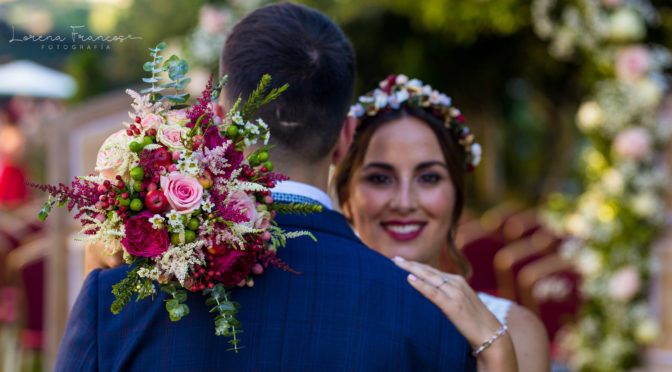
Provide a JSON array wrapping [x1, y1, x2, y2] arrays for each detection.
[[418, 173, 441, 184], [365, 173, 391, 185]]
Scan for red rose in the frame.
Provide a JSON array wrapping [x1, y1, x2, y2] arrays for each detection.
[[121, 210, 169, 257], [211, 248, 255, 286]]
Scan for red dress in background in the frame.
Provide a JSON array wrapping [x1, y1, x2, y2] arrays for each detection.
[[0, 125, 27, 207]]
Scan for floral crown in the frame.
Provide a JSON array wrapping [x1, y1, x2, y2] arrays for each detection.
[[348, 74, 482, 170]]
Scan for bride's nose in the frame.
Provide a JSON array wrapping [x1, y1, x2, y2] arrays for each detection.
[[389, 179, 417, 212]]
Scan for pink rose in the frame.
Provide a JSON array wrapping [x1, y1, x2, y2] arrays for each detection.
[[164, 109, 190, 126], [140, 113, 165, 130], [160, 172, 203, 214], [157, 125, 188, 151], [95, 129, 131, 180], [229, 191, 257, 226], [613, 127, 652, 160], [609, 266, 641, 301], [121, 211, 170, 257], [616, 45, 650, 83]]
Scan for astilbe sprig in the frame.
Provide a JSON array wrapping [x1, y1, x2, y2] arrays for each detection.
[[28, 178, 103, 221], [186, 74, 215, 129]]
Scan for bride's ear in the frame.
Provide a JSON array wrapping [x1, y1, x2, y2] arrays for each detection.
[[331, 116, 357, 165], [341, 199, 353, 221]]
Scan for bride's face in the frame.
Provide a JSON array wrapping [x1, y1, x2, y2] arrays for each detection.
[[343, 116, 456, 267]]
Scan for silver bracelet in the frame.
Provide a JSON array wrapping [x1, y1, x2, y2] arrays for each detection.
[[472, 324, 508, 357]]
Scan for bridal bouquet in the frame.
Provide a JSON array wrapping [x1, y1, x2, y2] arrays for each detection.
[[31, 43, 319, 352]]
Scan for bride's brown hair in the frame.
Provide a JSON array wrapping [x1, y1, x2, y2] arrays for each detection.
[[332, 106, 472, 278]]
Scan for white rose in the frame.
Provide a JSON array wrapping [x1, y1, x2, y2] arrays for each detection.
[[577, 250, 603, 276], [602, 169, 624, 195], [157, 125, 189, 151]]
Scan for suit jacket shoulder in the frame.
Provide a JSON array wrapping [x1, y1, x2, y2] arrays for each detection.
[[55, 209, 475, 372]]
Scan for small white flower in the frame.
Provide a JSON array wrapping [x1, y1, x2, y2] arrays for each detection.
[[407, 78, 423, 88], [387, 94, 400, 109], [429, 90, 441, 104], [232, 112, 244, 125], [359, 95, 375, 104], [349, 103, 365, 117], [395, 74, 409, 85], [202, 198, 214, 213], [256, 118, 268, 129], [263, 132, 270, 145], [470, 143, 482, 166], [438, 93, 451, 106], [422, 84, 433, 95], [166, 210, 183, 228], [149, 214, 165, 229], [374, 92, 388, 109], [395, 89, 409, 104]]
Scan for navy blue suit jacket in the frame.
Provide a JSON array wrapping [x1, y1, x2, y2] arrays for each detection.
[[55, 209, 476, 371]]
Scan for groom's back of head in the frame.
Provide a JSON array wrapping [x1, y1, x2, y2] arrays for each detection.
[[220, 2, 355, 162]]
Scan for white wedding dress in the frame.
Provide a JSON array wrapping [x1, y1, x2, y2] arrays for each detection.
[[477, 292, 513, 326]]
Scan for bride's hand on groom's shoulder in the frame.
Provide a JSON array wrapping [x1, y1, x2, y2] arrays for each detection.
[[85, 241, 124, 276], [392, 257, 518, 372]]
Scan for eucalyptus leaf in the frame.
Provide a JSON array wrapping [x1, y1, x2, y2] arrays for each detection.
[[142, 77, 159, 83], [160, 82, 176, 88], [175, 77, 191, 91], [143, 62, 154, 72], [156, 42, 167, 51]]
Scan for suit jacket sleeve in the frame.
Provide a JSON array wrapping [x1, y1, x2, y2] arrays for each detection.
[[54, 269, 99, 371]]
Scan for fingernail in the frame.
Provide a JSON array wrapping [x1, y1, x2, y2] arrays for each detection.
[[408, 274, 417, 282], [393, 256, 406, 263]]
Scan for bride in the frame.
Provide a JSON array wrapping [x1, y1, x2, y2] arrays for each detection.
[[332, 75, 550, 372]]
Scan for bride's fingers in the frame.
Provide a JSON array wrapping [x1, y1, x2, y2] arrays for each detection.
[[405, 273, 454, 309], [393, 256, 458, 287]]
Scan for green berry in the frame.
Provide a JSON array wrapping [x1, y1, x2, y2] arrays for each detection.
[[129, 198, 143, 212], [184, 230, 196, 243], [141, 136, 154, 147], [130, 167, 145, 181], [170, 233, 181, 246], [133, 182, 143, 192], [226, 125, 239, 138], [187, 218, 199, 231], [117, 197, 130, 207], [263, 161, 274, 172], [129, 141, 143, 153], [248, 154, 258, 166], [257, 151, 269, 162]]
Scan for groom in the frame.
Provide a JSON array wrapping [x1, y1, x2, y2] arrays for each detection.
[[56, 2, 475, 371]]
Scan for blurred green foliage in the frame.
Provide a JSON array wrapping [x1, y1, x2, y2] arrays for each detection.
[[45, 0, 672, 206]]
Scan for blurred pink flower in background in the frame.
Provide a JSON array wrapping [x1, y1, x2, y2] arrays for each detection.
[[616, 45, 650, 82], [612, 127, 652, 160], [609, 266, 641, 301]]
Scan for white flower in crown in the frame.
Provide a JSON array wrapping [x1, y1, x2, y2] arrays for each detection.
[[395, 89, 410, 104], [387, 94, 400, 109], [349, 103, 365, 117], [406, 79, 423, 90], [422, 84, 432, 95], [470, 143, 482, 167], [359, 95, 375, 104], [429, 90, 441, 104], [374, 91, 388, 109], [438, 93, 451, 106], [395, 74, 409, 85]]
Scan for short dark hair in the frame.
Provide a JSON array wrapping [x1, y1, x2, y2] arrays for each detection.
[[220, 2, 355, 160]]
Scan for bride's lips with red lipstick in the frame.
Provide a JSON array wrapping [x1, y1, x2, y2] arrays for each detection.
[[381, 220, 426, 241]]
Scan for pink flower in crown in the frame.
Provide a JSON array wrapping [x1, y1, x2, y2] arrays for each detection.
[[160, 172, 203, 214], [164, 109, 190, 126], [616, 45, 650, 83], [157, 125, 188, 151], [140, 113, 165, 130], [613, 127, 652, 160], [95, 129, 131, 180], [229, 191, 257, 227], [609, 266, 641, 301]]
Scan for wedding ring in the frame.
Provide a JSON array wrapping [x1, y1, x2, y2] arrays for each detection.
[[436, 274, 450, 288]]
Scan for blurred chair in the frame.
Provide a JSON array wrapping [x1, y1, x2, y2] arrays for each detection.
[[6, 232, 48, 368], [457, 219, 507, 295], [517, 254, 581, 345], [498, 209, 542, 242], [493, 230, 560, 301]]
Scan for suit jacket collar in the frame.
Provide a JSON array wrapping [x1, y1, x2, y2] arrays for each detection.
[[274, 208, 361, 244]]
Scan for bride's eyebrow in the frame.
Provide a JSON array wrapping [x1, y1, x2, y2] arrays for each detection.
[[416, 161, 448, 171], [361, 162, 394, 171]]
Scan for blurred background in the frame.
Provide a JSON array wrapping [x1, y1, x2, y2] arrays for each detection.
[[1, 0, 672, 371]]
